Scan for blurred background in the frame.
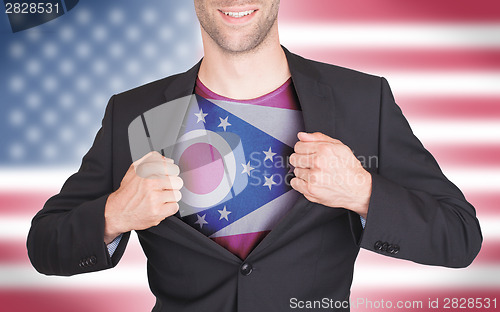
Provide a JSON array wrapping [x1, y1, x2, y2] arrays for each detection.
[[0, 0, 499, 311]]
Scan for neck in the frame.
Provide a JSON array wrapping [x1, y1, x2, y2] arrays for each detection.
[[198, 24, 291, 100]]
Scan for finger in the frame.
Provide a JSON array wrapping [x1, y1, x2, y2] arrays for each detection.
[[136, 162, 173, 178], [146, 175, 183, 192], [294, 167, 324, 185], [125, 152, 161, 182], [142, 153, 175, 165], [295, 141, 341, 155], [290, 178, 319, 203], [136, 162, 180, 178], [298, 132, 342, 144], [161, 176, 184, 191], [290, 177, 312, 197], [161, 202, 180, 217], [165, 163, 180, 176], [134, 151, 174, 168], [157, 189, 182, 203], [294, 141, 317, 155], [289, 153, 316, 169], [293, 167, 309, 180], [133, 151, 161, 166]]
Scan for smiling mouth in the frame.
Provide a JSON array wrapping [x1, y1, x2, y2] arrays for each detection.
[[220, 9, 256, 18]]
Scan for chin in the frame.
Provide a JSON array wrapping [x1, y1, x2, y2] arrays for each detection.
[[220, 36, 263, 54]]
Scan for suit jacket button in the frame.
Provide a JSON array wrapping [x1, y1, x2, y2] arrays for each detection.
[[240, 263, 253, 276], [381, 242, 389, 252], [387, 244, 395, 254], [374, 241, 383, 251], [89, 256, 97, 265], [393, 245, 400, 254]]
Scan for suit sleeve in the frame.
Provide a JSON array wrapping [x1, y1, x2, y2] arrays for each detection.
[[27, 95, 130, 276], [357, 77, 482, 268]]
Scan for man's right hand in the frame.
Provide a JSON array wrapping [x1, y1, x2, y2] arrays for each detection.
[[104, 151, 183, 244]]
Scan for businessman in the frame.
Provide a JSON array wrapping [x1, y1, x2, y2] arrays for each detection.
[[28, 1, 482, 311]]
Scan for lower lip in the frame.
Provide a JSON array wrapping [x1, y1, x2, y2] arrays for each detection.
[[219, 10, 258, 24]]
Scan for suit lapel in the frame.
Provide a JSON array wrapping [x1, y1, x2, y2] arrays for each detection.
[[284, 47, 336, 136], [163, 60, 201, 102]]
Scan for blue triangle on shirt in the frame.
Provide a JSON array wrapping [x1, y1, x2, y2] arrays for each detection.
[[177, 95, 294, 237]]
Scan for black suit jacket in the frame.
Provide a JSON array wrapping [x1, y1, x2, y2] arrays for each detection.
[[27, 47, 482, 311]]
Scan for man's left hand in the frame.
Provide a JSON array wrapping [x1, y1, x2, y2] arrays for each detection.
[[289, 132, 372, 219]]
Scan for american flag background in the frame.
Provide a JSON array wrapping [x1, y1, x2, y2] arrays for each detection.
[[0, 0, 499, 311]]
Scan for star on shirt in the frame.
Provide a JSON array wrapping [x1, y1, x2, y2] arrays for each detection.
[[218, 116, 231, 131], [218, 206, 232, 221], [194, 108, 208, 123], [263, 147, 277, 162], [194, 214, 208, 229], [263, 175, 277, 190], [241, 161, 255, 176]]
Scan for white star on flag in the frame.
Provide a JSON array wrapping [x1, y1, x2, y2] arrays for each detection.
[[263, 147, 276, 162], [194, 108, 208, 123], [263, 175, 277, 190], [195, 214, 208, 229], [241, 161, 255, 176], [218, 116, 231, 131], [218, 206, 232, 221]]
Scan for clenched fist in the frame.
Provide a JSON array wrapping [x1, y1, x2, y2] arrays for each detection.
[[104, 151, 183, 244], [289, 132, 372, 218]]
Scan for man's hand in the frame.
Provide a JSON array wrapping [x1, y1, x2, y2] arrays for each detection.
[[104, 151, 183, 244], [289, 132, 372, 218]]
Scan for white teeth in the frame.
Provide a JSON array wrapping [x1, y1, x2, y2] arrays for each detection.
[[222, 10, 255, 18]]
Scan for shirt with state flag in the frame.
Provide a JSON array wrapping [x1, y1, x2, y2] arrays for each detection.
[[173, 77, 305, 259]]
